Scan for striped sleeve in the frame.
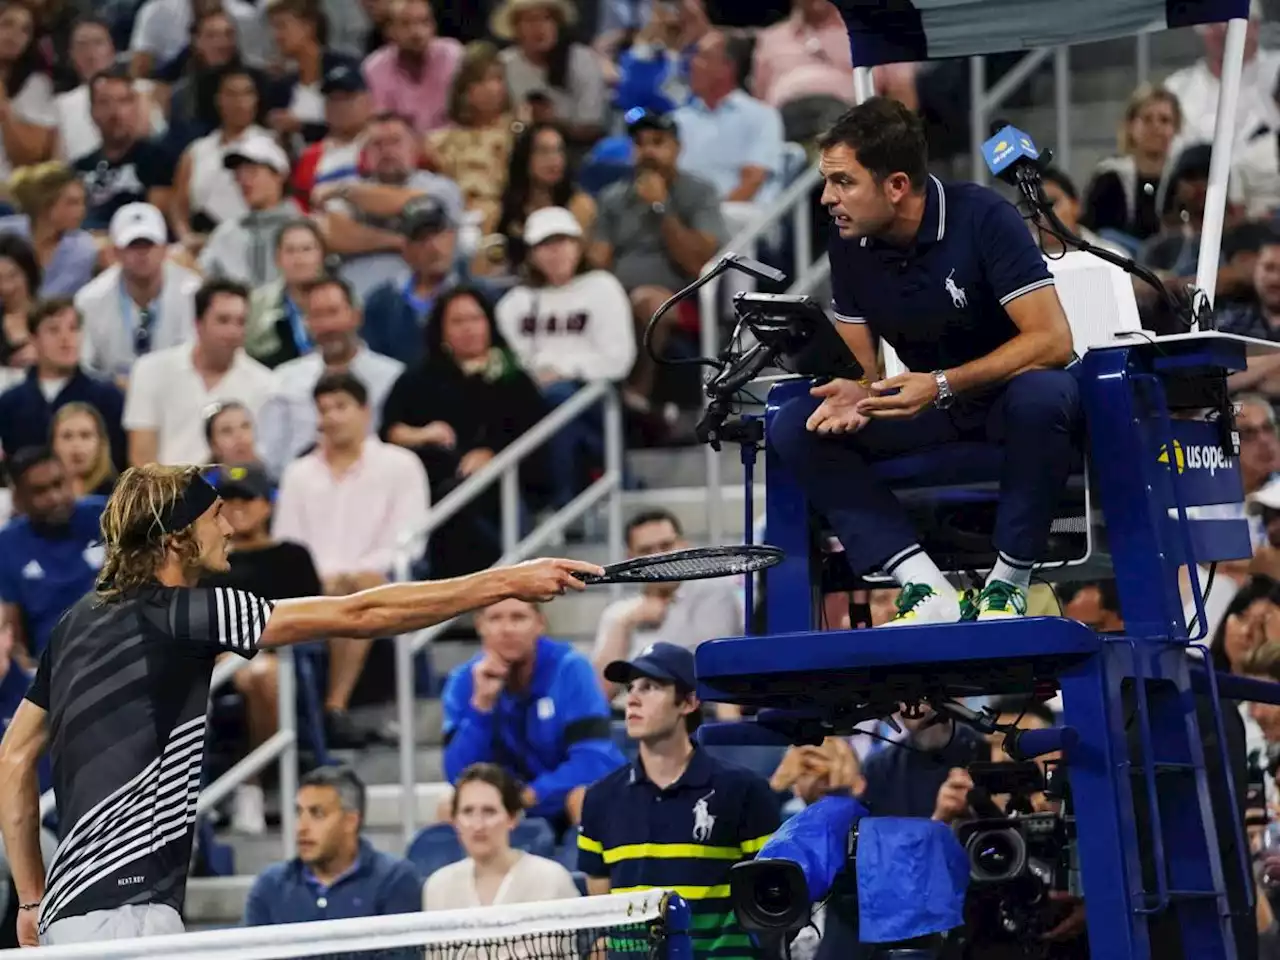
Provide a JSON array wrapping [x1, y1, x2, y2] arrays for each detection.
[[828, 233, 867, 324], [170, 587, 273, 659]]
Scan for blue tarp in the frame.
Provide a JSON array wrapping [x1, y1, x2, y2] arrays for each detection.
[[832, 0, 1251, 66]]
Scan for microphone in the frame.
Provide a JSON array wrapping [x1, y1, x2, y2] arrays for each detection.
[[725, 252, 788, 285], [981, 120, 1049, 186]]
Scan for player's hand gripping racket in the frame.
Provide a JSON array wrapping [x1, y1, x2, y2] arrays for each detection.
[[571, 545, 784, 584]]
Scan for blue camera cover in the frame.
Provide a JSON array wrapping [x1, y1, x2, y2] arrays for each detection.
[[856, 817, 970, 943]]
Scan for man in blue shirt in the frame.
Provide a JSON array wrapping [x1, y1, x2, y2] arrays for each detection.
[[442, 598, 625, 828], [0, 298, 125, 464], [0, 448, 106, 664], [244, 766, 421, 949], [770, 97, 1079, 625]]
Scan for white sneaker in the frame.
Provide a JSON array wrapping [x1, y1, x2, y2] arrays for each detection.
[[231, 783, 266, 835], [878, 583, 963, 627], [973, 581, 1028, 621]]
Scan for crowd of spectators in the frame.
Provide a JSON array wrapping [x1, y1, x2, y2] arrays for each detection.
[[6, 0, 1280, 953]]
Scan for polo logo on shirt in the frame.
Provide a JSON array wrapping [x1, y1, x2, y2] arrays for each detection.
[[945, 269, 967, 309], [691, 790, 716, 842], [537, 697, 556, 721], [82, 543, 105, 570], [21, 560, 43, 580]]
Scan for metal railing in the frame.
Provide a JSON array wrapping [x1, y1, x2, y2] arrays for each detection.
[[38, 649, 300, 861], [390, 381, 625, 846]]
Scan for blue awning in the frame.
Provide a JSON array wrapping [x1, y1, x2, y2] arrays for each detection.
[[833, 0, 1251, 66]]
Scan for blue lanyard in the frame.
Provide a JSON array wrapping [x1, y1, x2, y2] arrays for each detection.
[[283, 295, 311, 353], [401, 276, 433, 320]]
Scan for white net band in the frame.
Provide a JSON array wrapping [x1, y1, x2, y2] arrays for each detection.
[[2, 890, 672, 960]]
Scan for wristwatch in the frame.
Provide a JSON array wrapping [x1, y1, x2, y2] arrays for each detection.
[[932, 370, 955, 409], [650, 201, 667, 216]]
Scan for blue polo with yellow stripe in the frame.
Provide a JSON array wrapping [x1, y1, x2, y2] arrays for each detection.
[[577, 748, 779, 959]]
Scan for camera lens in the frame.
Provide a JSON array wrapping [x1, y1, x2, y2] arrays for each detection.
[[966, 828, 1027, 884], [754, 880, 792, 918]]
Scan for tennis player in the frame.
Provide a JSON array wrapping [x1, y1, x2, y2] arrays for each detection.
[[0, 464, 603, 947]]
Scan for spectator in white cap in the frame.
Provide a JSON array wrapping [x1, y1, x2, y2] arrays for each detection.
[[73, 202, 201, 386], [494, 205, 634, 507], [199, 136, 302, 288]]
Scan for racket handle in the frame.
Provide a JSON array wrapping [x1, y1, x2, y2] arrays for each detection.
[[572, 571, 605, 584]]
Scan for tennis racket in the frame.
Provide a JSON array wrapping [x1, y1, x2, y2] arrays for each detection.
[[572, 545, 784, 584]]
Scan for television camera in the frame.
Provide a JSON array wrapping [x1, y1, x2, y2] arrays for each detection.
[[726, 697, 1080, 959]]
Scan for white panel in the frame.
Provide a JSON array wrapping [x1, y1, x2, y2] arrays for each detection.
[[1045, 251, 1143, 354]]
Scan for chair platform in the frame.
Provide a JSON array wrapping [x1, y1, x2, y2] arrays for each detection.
[[695, 617, 1103, 708]]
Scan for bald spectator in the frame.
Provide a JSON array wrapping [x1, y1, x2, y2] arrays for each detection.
[[362, 0, 463, 136], [199, 137, 302, 288], [673, 31, 785, 209], [314, 111, 464, 301]]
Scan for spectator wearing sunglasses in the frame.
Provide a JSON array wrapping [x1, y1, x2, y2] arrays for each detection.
[[74, 203, 202, 386]]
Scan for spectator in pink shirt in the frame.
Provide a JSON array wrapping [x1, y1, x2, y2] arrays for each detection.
[[362, 0, 463, 136], [272, 370, 431, 746], [749, 0, 854, 142]]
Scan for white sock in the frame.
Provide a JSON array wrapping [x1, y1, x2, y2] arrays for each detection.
[[882, 545, 951, 596], [987, 552, 1033, 593]]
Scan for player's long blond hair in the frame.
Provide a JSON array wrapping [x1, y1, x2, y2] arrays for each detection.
[[96, 465, 206, 601]]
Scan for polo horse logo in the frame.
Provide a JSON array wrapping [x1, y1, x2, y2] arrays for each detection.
[[692, 790, 716, 842], [945, 269, 967, 309]]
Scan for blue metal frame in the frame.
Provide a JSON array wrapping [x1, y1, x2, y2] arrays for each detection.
[[699, 334, 1271, 959]]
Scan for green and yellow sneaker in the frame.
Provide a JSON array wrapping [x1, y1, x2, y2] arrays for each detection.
[[958, 587, 979, 622], [973, 580, 1028, 621], [880, 583, 963, 627]]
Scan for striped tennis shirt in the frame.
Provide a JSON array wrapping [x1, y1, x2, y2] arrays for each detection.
[[578, 748, 779, 960], [26, 584, 273, 933]]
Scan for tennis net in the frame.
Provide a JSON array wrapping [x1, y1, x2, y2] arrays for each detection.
[[2, 890, 687, 960]]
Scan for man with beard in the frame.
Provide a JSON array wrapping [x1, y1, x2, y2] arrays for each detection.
[[315, 111, 463, 301], [1223, 236, 1280, 400], [588, 108, 727, 413], [362, 0, 463, 136], [0, 448, 105, 668], [257, 274, 404, 477]]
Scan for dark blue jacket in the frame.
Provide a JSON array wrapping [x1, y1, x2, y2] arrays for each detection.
[[442, 636, 625, 819], [244, 838, 422, 955], [362, 274, 503, 368], [0, 367, 126, 467]]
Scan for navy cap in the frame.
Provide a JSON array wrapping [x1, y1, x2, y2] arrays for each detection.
[[624, 107, 677, 140], [604, 641, 696, 689], [208, 463, 274, 501], [321, 63, 367, 96], [400, 195, 456, 237]]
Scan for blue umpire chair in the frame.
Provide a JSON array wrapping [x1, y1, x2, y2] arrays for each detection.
[[694, 247, 1280, 958]]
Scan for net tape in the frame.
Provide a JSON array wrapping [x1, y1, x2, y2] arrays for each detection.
[[0, 891, 670, 960]]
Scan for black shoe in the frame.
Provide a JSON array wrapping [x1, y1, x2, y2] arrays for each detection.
[[324, 709, 369, 749]]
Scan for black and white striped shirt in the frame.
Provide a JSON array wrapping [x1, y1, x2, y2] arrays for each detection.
[[26, 585, 273, 933]]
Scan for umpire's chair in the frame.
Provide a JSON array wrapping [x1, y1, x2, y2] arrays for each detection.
[[767, 251, 1142, 604]]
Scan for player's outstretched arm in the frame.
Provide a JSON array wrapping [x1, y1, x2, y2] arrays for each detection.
[[257, 558, 604, 649]]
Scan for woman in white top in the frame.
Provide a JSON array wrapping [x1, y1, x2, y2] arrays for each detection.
[[423, 763, 579, 910], [0, 0, 57, 178], [171, 62, 269, 255]]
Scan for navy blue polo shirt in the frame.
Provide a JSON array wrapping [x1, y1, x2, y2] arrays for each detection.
[[0, 498, 106, 656], [829, 174, 1055, 375], [243, 838, 422, 941], [0, 367, 126, 466], [578, 748, 780, 959]]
